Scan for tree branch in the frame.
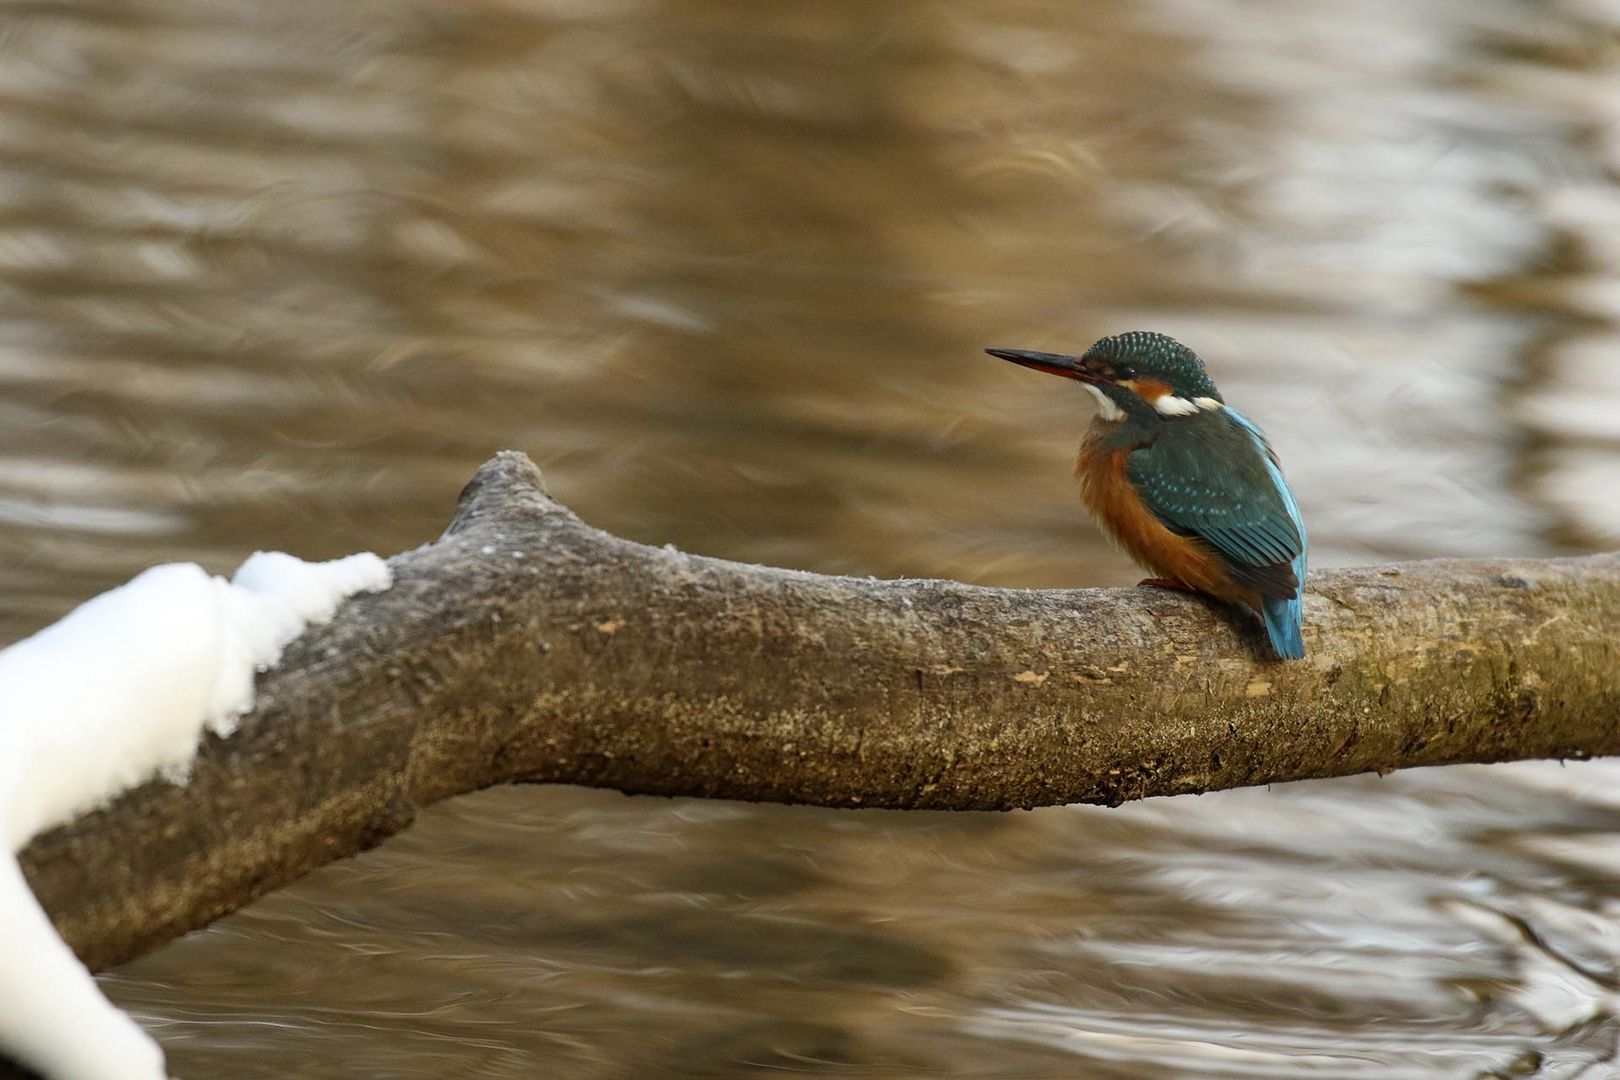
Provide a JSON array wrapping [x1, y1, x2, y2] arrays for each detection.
[[20, 451, 1620, 974]]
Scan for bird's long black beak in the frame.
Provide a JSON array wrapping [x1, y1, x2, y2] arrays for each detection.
[[985, 348, 1106, 384]]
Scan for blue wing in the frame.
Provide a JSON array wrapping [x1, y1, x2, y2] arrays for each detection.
[[1225, 409, 1308, 659], [1125, 408, 1307, 658]]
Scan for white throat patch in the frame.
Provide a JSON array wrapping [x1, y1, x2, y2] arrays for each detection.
[[1081, 383, 1124, 421]]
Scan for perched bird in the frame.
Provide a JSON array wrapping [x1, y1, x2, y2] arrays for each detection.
[[986, 331, 1307, 659]]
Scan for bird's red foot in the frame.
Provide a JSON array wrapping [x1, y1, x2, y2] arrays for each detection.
[[1138, 577, 1200, 595]]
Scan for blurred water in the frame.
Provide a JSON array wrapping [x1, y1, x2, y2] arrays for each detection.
[[2, 0, 1619, 1076]]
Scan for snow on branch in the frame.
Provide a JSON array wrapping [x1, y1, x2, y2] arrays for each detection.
[[1, 555, 391, 1080], [6, 450, 1620, 1077]]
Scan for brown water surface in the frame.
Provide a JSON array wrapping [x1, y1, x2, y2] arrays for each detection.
[[3, 0, 1620, 1075]]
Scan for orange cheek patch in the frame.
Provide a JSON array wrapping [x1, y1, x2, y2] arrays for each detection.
[[1119, 378, 1173, 403]]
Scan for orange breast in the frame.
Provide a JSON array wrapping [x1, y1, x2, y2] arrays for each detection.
[[1076, 427, 1255, 608]]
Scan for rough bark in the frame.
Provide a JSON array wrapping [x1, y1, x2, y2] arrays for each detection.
[[18, 451, 1620, 976]]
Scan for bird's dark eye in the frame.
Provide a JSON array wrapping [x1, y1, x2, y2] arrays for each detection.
[[1114, 365, 1136, 379]]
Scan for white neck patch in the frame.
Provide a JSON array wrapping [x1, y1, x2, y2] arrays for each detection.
[[1081, 383, 1125, 421], [1153, 394, 1199, 417], [1154, 394, 1223, 417]]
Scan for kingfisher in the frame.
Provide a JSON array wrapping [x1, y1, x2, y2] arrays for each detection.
[[986, 330, 1307, 659]]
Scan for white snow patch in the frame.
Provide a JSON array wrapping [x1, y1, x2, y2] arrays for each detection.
[[0, 550, 391, 1080]]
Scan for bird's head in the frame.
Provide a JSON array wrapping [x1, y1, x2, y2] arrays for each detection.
[[987, 330, 1223, 421]]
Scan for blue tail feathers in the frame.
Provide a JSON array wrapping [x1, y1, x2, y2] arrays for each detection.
[[1262, 591, 1305, 660], [1261, 541, 1308, 659]]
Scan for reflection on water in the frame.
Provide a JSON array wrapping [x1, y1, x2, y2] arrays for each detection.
[[100, 769, 1620, 1079], [1, 0, 1618, 1075]]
